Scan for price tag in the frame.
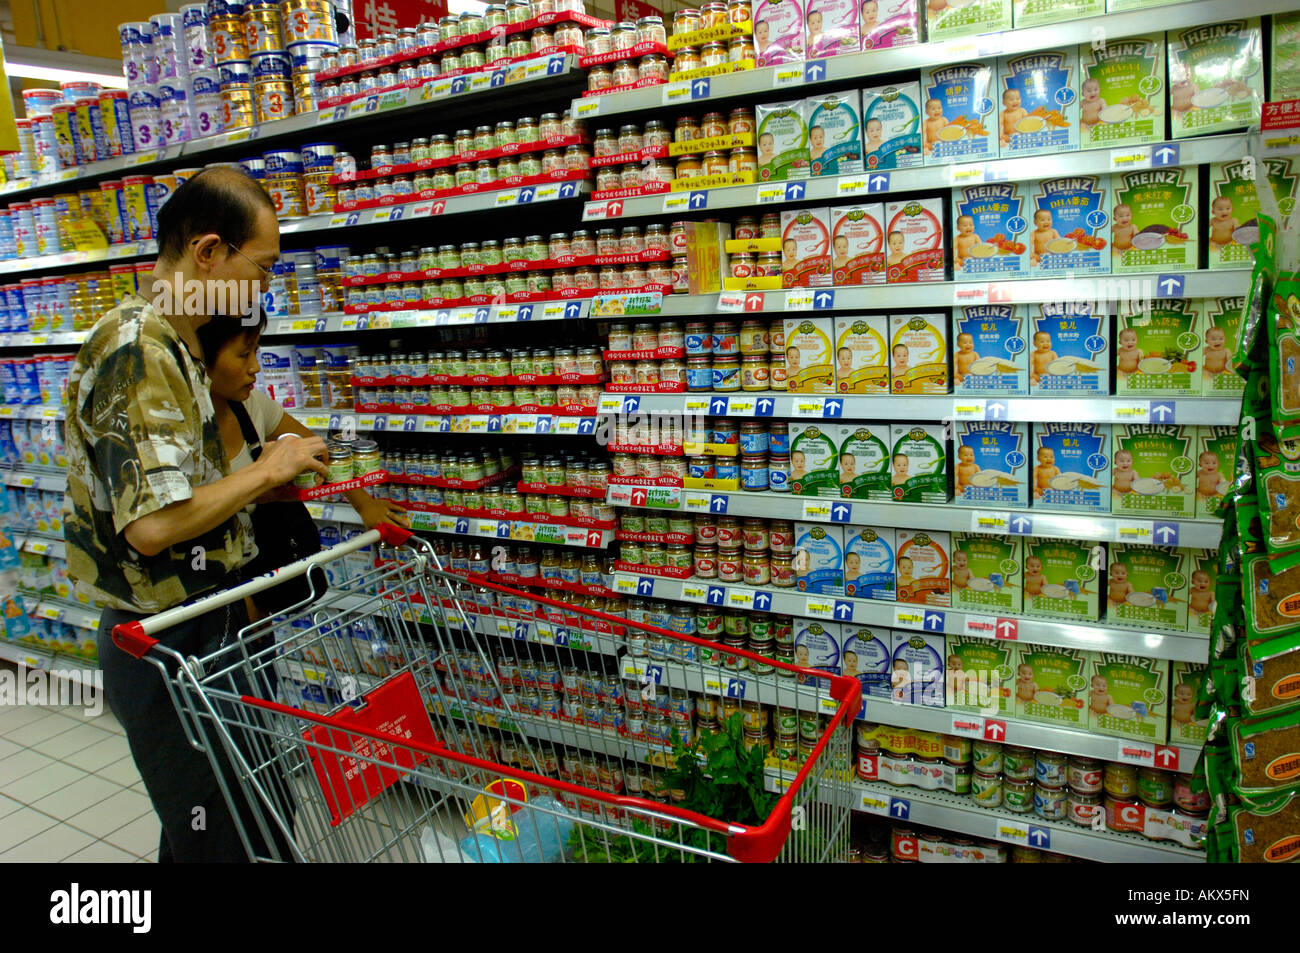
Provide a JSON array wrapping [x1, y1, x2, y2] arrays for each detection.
[[716, 291, 747, 312], [772, 64, 803, 87], [1115, 740, 1156, 767], [662, 81, 692, 105], [614, 576, 639, 594], [1114, 519, 1155, 543], [574, 98, 601, 118], [225, 127, 258, 143], [467, 417, 489, 433], [970, 510, 1010, 533], [683, 397, 710, 416], [727, 397, 756, 416], [949, 164, 985, 186], [495, 190, 520, 208], [1110, 401, 1150, 423], [676, 582, 707, 603], [949, 714, 985, 738], [962, 614, 999, 639], [951, 399, 987, 420], [803, 597, 835, 619], [791, 398, 826, 417], [1110, 147, 1151, 171], [663, 193, 691, 212], [680, 493, 711, 513], [16, 476, 34, 488], [785, 290, 814, 311], [598, 395, 624, 415], [893, 606, 925, 630], [833, 177, 869, 197], [756, 185, 785, 204], [29, 541, 49, 555], [726, 588, 755, 611], [555, 418, 580, 435], [994, 820, 1031, 846], [802, 500, 831, 520], [859, 791, 890, 817], [976, 32, 1005, 57]]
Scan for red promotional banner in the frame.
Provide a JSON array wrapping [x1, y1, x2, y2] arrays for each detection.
[[614, 0, 661, 21], [353, 0, 451, 40]]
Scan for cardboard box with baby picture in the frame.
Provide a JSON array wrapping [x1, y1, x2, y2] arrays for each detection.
[[1202, 296, 1246, 396], [951, 182, 1031, 279], [921, 62, 998, 164], [794, 522, 845, 595], [895, 528, 951, 606], [860, 82, 922, 170], [1207, 157, 1298, 271], [780, 207, 833, 287], [1028, 301, 1109, 395], [1025, 176, 1110, 277], [1105, 543, 1188, 630], [793, 618, 842, 677], [753, 0, 806, 67], [1111, 424, 1197, 520], [830, 206, 886, 287], [1196, 426, 1238, 520], [952, 420, 1029, 508], [842, 625, 893, 698], [834, 314, 889, 391], [889, 423, 949, 503], [996, 49, 1081, 158], [804, 0, 859, 59], [1110, 166, 1199, 274], [1013, 0, 1102, 27], [1032, 422, 1111, 513], [836, 423, 893, 500], [756, 100, 812, 181], [1023, 537, 1104, 621], [783, 316, 836, 393], [885, 198, 946, 283], [860, 0, 921, 51], [1087, 653, 1169, 744], [925, 0, 1010, 42], [891, 629, 946, 707], [806, 91, 864, 176], [1013, 643, 1091, 729], [1077, 33, 1165, 149], [945, 633, 1015, 714], [1186, 548, 1220, 636], [1168, 20, 1264, 140], [1115, 298, 1203, 397], [1169, 661, 1211, 744], [889, 312, 948, 394], [951, 533, 1023, 614], [951, 305, 1029, 396], [789, 422, 841, 497], [844, 526, 896, 600]]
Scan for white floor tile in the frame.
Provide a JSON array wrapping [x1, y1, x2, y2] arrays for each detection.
[[0, 794, 22, 819], [2, 760, 89, 803], [1, 823, 97, 862], [0, 807, 57, 852], [0, 737, 22, 760], [91, 711, 124, 735], [66, 788, 154, 839], [0, 706, 56, 730], [0, 748, 55, 785], [3, 713, 78, 747], [95, 755, 142, 788], [36, 722, 117, 761], [29, 773, 122, 822], [61, 736, 132, 773], [61, 841, 140, 863], [102, 813, 161, 858]]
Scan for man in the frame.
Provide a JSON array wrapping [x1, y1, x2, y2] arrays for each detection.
[[64, 166, 327, 862]]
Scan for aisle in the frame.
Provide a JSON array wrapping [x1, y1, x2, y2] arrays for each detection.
[[0, 665, 158, 862]]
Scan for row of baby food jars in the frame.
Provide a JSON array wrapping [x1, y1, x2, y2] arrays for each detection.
[[518, 450, 610, 489], [335, 146, 591, 204], [618, 516, 800, 587], [355, 382, 603, 412], [413, 480, 617, 519], [356, 347, 606, 381], [583, 17, 667, 56]]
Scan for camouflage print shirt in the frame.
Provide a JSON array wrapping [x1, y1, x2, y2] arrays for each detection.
[[62, 294, 256, 613]]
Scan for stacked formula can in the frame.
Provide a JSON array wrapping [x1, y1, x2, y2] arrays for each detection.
[[263, 148, 306, 218], [120, 20, 162, 153], [280, 0, 340, 116]]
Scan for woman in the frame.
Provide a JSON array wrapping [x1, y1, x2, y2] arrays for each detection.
[[197, 315, 410, 613]]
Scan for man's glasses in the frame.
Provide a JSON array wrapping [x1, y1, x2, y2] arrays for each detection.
[[225, 241, 274, 278]]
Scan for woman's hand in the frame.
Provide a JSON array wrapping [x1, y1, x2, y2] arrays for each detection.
[[354, 494, 411, 530]]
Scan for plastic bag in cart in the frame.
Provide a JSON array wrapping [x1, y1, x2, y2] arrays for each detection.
[[417, 800, 576, 863]]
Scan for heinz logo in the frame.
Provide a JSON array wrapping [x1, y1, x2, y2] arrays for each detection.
[[1179, 22, 1243, 48], [1094, 40, 1153, 61], [1272, 675, 1300, 700], [908, 428, 927, 440], [912, 533, 931, 546], [1008, 52, 1065, 74], [859, 529, 878, 542], [963, 184, 1016, 202], [931, 65, 981, 85], [810, 527, 826, 539], [1265, 834, 1300, 862], [1265, 753, 1300, 781], [1124, 169, 1181, 188]]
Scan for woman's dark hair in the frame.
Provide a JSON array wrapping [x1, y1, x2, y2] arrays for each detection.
[[155, 165, 276, 264], [196, 313, 267, 368]]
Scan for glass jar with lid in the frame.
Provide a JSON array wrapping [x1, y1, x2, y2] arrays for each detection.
[[672, 8, 700, 35], [585, 27, 611, 56], [618, 124, 643, 154], [637, 16, 666, 46]]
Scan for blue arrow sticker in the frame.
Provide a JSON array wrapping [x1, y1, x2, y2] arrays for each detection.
[[496, 522, 511, 538], [707, 586, 725, 605], [518, 187, 535, 204], [1154, 274, 1185, 298], [490, 71, 507, 87], [637, 577, 655, 596], [623, 395, 640, 414], [345, 212, 360, 227], [547, 55, 565, 74], [314, 318, 327, 333], [535, 417, 551, 434], [474, 307, 490, 323], [822, 398, 843, 418], [710, 495, 729, 514], [577, 418, 595, 434], [867, 172, 890, 194], [803, 59, 827, 82], [516, 305, 533, 322], [1028, 826, 1051, 849], [438, 418, 451, 432], [830, 503, 851, 523], [373, 417, 387, 431], [513, 623, 530, 640], [559, 181, 576, 199], [1149, 401, 1176, 423], [785, 181, 806, 201], [725, 678, 746, 698], [1008, 515, 1033, 535], [389, 207, 404, 222], [435, 310, 450, 326], [364, 96, 379, 112], [710, 396, 730, 415], [328, 414, 342, 429], [754, 592, 772, 611], [755, 397, 775, 417], [553, 629, 569, 647], [564, 301, 583, 318], [812, 290, 835, 310], [834, 600, 854, 621], [691, 78, 710, 99], [645, 665, 663, 684], [403, 417, 417, 432], [451, 77, 467, 94], [1151, 143, 1180, 167], [923, 610, 946, 632], [1153, 521, 1180, 546], [455, 518, 469, 534], [356, 316, 369, 330], [889, 798, 910, 819], [689, 191, 708, 210], [985, 400, 1008, 420], [487, 416, 503, 432]]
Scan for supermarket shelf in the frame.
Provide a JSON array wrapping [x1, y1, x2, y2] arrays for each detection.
[[0, 332, 88, 348], [573, 0, 1278, 121], [0, 55, 585, 201], [584, 135, 1247, 222], [0, 467, 67, 492], [409, 510, 613, 548], [0, 405, 63, 421], [23, 594, 102, 633], [0, 241, 157, 276], [464, 608, 624, 658], [302, 500, 363, 525], [599, 392, 1241, 426], [439, 696, 640, 761], [0, 638, 99, 686], [649, 271, 1250, 317], [16, 534, 66, 560], [610, 572, 1212, 663], [846, 780, 1204, 863], [607, 487, 1225, 549], [290, 409, 597, 437], [261, 300, 591, 340]]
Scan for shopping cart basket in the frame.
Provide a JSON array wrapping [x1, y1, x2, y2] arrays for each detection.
[[113, 527, 861, 863]]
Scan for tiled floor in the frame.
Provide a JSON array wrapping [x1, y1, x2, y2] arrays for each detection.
[[0, 686, 159, 863]]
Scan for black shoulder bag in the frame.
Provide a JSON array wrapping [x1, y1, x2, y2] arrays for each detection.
[[230, 401, 323, 615]]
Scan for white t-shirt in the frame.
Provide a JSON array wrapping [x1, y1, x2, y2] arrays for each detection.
[[229, 388, 286, 473]]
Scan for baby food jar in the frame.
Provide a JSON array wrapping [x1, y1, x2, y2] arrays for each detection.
[[727, 35, 755, 62], [712, 321, 739, 356], [1069, 790, 1102, 827], [1034, 751, 1067, 788], [1067, 756, 1103, 794], [1174, 773, 1211, 815], [1002, 745, 1034, 781], [739, 319, 768, 354], [972, 772, 1002, 809], [1138, 768, 1173, 808], [972, 740, 1003, 774], [770, 554, 795, 587], [694, 545, 717, 578], [767, 454, 790, 492], [694, 514, 717, 544], [717, 547, 743, 583], [1104, 762, 1138, 799], [742, 551, 769, 585], [1003, 777, 1034, 814], [740, 454, 768, 490], [1034, 783, 1068, 821]]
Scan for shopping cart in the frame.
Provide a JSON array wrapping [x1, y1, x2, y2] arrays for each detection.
[[112, 526, 861, 863]]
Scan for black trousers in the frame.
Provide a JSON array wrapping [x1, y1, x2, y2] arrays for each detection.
[[98, 596, 297, 863]]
